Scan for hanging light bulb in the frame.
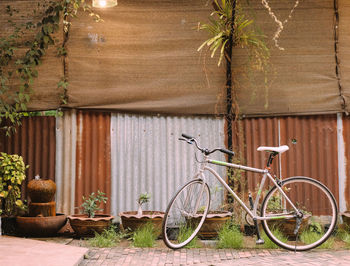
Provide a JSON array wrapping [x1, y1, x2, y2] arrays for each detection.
[[92, 0, 117, 8]]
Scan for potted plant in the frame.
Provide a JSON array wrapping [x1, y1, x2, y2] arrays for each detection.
[[194, 185, 232, 239], [0, 152, 28, 235], [68, 190, 114, 237], [119, 192, 165, 236]]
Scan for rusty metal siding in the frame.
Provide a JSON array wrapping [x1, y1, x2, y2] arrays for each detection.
[[75, 111, 111, 214], [236, 115, 339, 214], [238, 117, 280, 193], [110, 113, 226, 218], [342, 114, 350, 210], [0, 116, 56, 200], [55, 110, 77, 214], [279, 115, 339, 202]]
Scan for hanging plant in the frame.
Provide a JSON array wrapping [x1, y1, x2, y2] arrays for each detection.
[[198, 0, 269, 68], [0, 0, 102, 135]]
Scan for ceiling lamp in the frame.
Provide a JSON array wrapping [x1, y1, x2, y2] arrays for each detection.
[[92, 0, 117, 8]]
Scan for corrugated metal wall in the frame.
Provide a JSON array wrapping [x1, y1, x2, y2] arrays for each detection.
[[279, 115, 339, 201], [56, 110, 77, 214], [110, 113, 227, 218], [0, 116, 56, 200], [75, 111, 111, 214], [237, 115, 340, 213], [1, 111, 346, 217], [341, 114, 350, 210]]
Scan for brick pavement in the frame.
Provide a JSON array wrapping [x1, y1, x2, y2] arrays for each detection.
[[79, 247, 350, 266]]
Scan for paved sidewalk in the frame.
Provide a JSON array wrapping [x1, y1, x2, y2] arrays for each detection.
[[0, 236, 88, 266], [79, 247, 350, 266]]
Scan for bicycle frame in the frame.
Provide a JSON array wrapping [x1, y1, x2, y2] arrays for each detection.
[[195, 156, 301, 221]]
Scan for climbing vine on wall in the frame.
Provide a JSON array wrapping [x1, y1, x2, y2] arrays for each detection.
[[0, 0, 101, 135]]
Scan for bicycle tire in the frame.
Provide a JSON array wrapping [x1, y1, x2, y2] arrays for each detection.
[[261, 176, 338, 251], [162, 179, 210, 249]]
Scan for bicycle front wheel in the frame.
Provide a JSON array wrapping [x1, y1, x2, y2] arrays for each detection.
[[162, 179, 210, 249], [261, 176, 338, 251]]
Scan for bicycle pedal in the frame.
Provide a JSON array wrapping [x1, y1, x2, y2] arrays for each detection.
[[256, 239, 265, 245]]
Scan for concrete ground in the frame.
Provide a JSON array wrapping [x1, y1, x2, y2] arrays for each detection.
[[0, 236, 88, 266], [79, 247, 350, 266]]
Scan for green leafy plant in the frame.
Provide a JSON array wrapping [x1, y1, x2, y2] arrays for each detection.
[[0, 1, 102, 134], [81, 190, 108, 218], [132, 222, 157, 248], [178, 225, 200, 248], [0, 152, 28, 216], [137, 192, 151, 216], [217, 222, 243, 249], [198, 0, 269, 67], [88, 225, 124, 248]]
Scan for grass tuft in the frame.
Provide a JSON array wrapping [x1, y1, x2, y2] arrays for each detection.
[[216, 222, 243, 249], [178, 225, 200, 248], [88, 225, 122, 248], [300, 231, 334, 249], [261, 228, 288, 249], [132, 223, 157, 248]]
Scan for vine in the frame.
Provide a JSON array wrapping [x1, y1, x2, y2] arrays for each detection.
[[0, 0, 102, 135], [261, 0, 300, 50]]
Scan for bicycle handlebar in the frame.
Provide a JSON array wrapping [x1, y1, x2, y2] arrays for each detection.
[[180, 133, 235, 157]]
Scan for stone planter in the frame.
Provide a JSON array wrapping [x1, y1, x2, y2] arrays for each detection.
[[119, 211, 164, 236], [68, 214, 114, 237], [16, 213, 67, 237]]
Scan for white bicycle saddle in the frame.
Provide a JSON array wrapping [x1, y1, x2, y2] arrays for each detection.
[[257, 145, 289, 154]]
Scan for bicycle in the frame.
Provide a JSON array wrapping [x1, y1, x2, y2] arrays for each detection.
[[162, 134, 338, 251]]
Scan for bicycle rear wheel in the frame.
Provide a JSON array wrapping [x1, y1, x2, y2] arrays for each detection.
[[162, 179, 210, 249], [261, 176, 338, 251]]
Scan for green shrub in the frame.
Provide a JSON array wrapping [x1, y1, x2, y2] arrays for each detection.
[[177, 225, 200, 248], [217, 223, 243, 249], [132, 223, 157, 248], [88, 225, 122, 248]]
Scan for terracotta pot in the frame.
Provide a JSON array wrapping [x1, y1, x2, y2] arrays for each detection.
[[196, 211, 232, 239], [16, 213, 67, 237], [266, 215, 311, 237], [68, 214, 114, 237], [119, 211, 165, 236], [27, 178, 56, 203], [341, 211, 350, 226]]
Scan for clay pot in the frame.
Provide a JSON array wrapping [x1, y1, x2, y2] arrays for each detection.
[[27, 178, 56, 203], [119, 211, 165, 237], [16, 213, 67, 237], [68, 214, 114, 237], [196, 211, 232, 239]]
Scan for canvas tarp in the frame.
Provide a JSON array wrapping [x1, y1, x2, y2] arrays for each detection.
[[339, 0, 350, 111], [1, 0, 350, 116], [0, 0, 63, 110], [66, 0, 226, 114], [234, 0, 344, 116]]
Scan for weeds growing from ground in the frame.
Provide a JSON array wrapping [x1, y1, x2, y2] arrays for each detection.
[[300, 231, 335, 249], [261, 228, 288, 249], [217, 222, 243, 249], [88, 225, 123, 248], [177, 225, 200, 248], [132, 223, 157, 248]]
